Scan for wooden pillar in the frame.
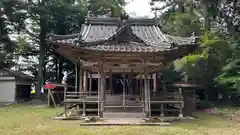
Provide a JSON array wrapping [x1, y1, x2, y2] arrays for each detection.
[[99, 65, 105, 118], [148, 74, 151, 118], [79, 67, 83, 92], [129, 74, 133, 96], [89, 72, 92, 95], [82, 70, 87, 116], [140, 77, 143, 101], [179, 87, 183, 118], [136, 78, 139, 96], [109, 69, 112, 95], [140, 76, 144, 113], [77, 65, 83, 113], [123, 74, 126, 110], [144, 74, 149, 118], [103, 73, 106, 100], [160, 103, 164, 117], [153, 73, 157, 93], [83, 71, 87, 92], [97, 73, 101, 116], [75, 64, 78, 92]]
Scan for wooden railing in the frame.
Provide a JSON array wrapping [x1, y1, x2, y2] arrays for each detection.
[[150, 88, 184, 117]]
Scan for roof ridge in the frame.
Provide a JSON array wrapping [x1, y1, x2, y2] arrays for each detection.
[[85, 17, 121, 25], [47, 33, 81, 40], [85, 17, 157, 25]]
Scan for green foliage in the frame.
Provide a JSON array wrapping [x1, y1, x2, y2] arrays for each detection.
[[174, 39, 232, 86], [217, 59, 240, 90], [174, 54, 207, 84], [159, 12, 202, 36], [88, 0, 126, 17], [160, 63, 182, 83], [0, 0, 27, 67], [216, 41, 240, 94]]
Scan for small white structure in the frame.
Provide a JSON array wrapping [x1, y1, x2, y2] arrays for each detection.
[[0, 68, 34, 103]]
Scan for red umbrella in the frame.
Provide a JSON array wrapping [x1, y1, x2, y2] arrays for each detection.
[[43, 82, 56, 90]]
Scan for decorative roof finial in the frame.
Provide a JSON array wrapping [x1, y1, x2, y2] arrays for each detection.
[[191, 32, 199, 43], [191, 32, 196, 37], [87, 10, 92, 17], [120, 11, 129, 21]]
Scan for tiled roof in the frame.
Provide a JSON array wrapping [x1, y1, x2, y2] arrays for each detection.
[[48, 17, 198, 53], [82, 42, 170, 52]]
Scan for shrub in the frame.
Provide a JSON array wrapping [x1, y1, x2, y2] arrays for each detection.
[[196, 100, 214, 110]]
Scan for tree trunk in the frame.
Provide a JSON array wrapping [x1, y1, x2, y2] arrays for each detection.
[[36, 0, 47, 98], [58, 57, 63, 82], [55, 54, 58, 80]]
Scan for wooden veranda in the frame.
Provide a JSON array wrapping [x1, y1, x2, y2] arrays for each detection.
[[47, 17, 199, 119]]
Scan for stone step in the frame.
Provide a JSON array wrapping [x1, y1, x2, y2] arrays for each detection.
[[80, 122, 170, 126], [103, 112, 145, 118]]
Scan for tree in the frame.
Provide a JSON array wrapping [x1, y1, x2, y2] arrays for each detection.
[[0, 0, 27, 68], [151, 0, 221, 32], [216, 41, 240, 99], [88, 0, 126, 17], [159, 12, 202, 37], [25, 0, 127, 97]]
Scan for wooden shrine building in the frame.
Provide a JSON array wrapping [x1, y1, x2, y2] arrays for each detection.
[[47, 17, 199, 118]]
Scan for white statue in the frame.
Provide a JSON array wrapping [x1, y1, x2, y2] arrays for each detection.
[[61, 71, 68, 84]]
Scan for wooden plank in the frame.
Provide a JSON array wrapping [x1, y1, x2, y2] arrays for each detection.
[[104, 106, 144, 108], [66, 92, 98, 94], [63, 99, 98, 103], [48, 89, 50, 107], [150, 101, 183, 103], [151, 109, 179, 111], [48, 89, 56, 107]]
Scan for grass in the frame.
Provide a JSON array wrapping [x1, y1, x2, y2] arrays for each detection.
[[0, 105, 240, 135]]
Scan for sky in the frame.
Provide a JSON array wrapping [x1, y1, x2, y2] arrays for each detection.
[[125, 0, 154, 17]]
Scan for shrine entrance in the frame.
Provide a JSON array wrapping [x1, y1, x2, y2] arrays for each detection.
[[104, 74, 144, 114]]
